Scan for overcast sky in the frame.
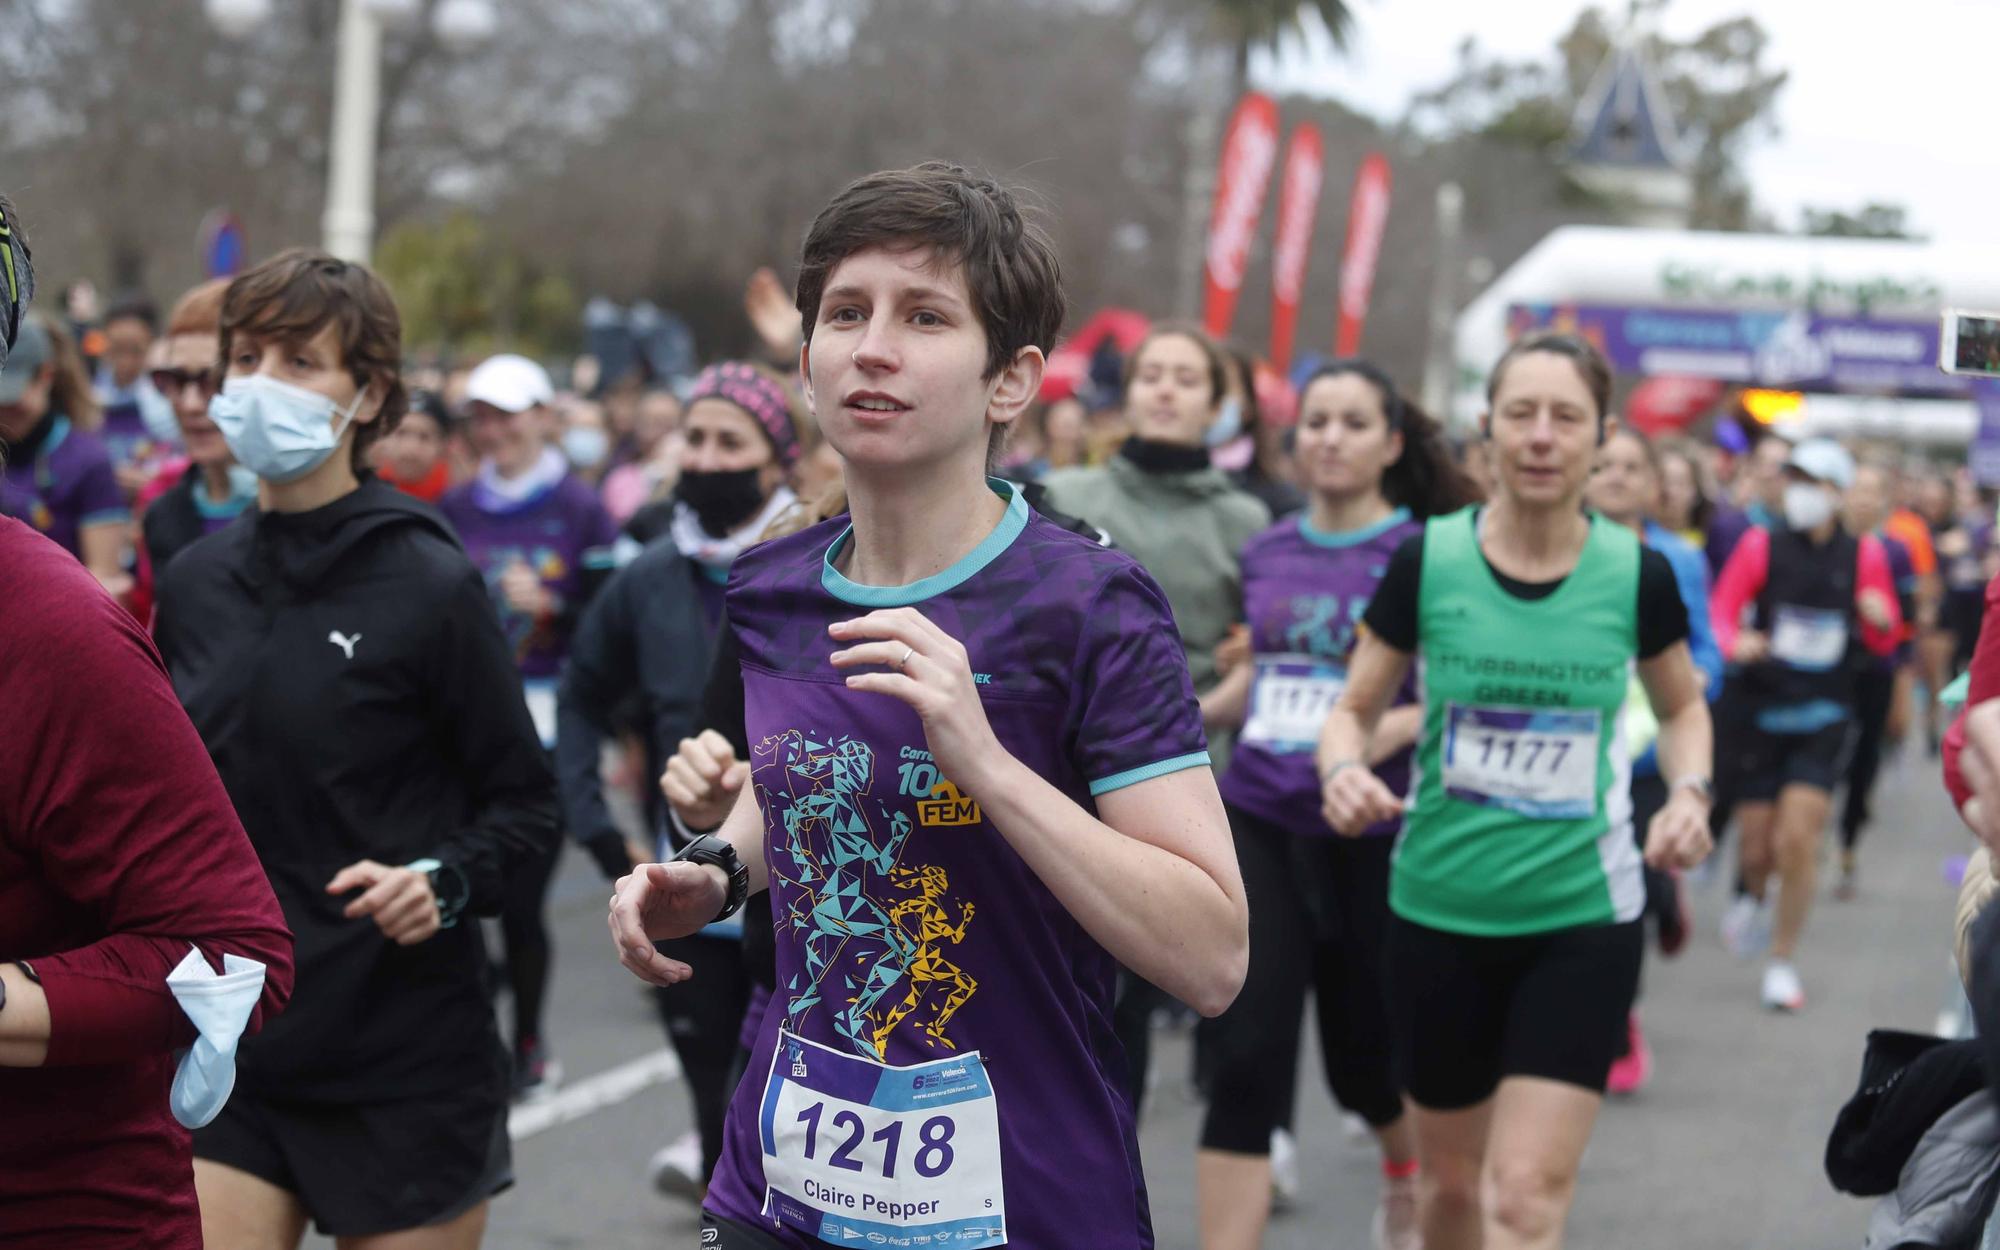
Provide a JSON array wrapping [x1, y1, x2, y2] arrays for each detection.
[[1257, 0, 1992, 246]]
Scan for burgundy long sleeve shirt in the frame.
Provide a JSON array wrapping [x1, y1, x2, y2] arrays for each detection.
[[0, 516, 294, 1249]]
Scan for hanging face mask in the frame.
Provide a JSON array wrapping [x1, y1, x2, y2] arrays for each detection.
[[208, 374, 367, 484], [1205, 396, 1244, 448], [677, 467, 768, 536], [165, 945, 267, 1130], [562, 426, 610, 470], [1782, 481, 1835, 531]]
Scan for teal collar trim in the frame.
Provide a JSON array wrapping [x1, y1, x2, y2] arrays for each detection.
[[192, 475, 251, 520], [822, 478, 1029, 607], [1298, 505, 1411, 549]]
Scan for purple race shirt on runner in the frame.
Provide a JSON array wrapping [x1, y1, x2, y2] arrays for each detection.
[[439, 473, 618, 682], [705, 480, 1209, 1249], [1218, 509, 1420, 839], [0, 416, 128, 559]]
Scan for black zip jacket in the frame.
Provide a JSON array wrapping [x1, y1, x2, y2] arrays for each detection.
[[558, 537, 716, 879], [154, 476, 558, 1101]]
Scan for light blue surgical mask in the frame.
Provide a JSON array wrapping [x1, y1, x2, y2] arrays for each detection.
[[166, 946, 267, 1130], [1205, 396, 1244, 448], [207, 374, 367, 484], [137, 382, 182, 447], [562, 425, 610, 470], [226, 463, 261, 501]]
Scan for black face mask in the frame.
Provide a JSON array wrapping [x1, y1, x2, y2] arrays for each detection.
[[1119, 436, 1212, 475], [677, 467, 769, 536]]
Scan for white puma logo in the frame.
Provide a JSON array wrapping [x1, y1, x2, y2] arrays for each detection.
[[328, 630, 361, 660]]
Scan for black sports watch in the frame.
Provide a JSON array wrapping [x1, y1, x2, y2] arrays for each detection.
[[671, 834, 750, 926], [405, 857, 470, 930]]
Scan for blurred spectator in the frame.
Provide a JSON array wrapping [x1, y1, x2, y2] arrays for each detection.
[[375, 388, 454, 503], [559, 396, 613, 488], [1737, 427, 1793, 527], [1218, 347, 1303, 520], [136, 278, 255, 586], [95, 294, 179, 497], [1656, 435, 1752, 575], [600, 388, 684, 524], [0, 312, 129, 595]]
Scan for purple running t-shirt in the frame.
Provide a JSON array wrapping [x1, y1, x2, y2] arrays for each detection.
[[704, 480, 1209, 1250], [0, 416, 128, 559], [1218, 509, 1421, 839], [438, 471, 617, 690]]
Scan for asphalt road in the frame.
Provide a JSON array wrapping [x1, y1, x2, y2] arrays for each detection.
[[314, 742, 1972, 1249]]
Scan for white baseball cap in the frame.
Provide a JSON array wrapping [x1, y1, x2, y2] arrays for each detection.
[[1786, 438, 1855, 490], [463, 353, 553, 414]]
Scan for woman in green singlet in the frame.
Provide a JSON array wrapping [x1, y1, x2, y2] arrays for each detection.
[[1316, 333, 1714, 1250]]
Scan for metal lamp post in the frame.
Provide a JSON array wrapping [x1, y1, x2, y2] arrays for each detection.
[[208, 0, 495, 264]]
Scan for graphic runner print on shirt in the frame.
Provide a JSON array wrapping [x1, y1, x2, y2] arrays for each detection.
[[758, 730, 979, 1061]]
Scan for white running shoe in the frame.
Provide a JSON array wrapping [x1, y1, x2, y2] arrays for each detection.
[[1761, 961, 1806, 1013], [1720, 894, 1771, 959], [1371, 1174, 1422, 1250], [1341, 1111, 1374, 1148], [1269, 1127, 1300, 1212], [649, 1129, 705, 1202]]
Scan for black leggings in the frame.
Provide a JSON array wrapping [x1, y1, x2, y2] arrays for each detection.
[[1841, 665, 1897, 850], [1199, 804, 1402, 1154], [1112, 972, 1167, 1115], [653, 933, 753, 1180], [500, 831, 562, 1050]]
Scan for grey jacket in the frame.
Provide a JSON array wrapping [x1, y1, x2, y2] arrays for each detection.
[[1867, 1092, 2000, 1249]]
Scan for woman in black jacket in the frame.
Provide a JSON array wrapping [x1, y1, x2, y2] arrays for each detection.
[[154, 249, 558, 1250]]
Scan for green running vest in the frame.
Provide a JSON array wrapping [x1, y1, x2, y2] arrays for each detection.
[[1397, 507, 1645, 936]]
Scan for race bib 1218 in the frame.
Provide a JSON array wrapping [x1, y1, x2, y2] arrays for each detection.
[[759, 1031, 1006, 1247]]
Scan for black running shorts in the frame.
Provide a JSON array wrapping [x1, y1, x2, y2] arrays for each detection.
[[1718, 715, 1854, 801], [1387, 915, 1643, 1110], [702, 1212, 791, 1248], [194, 1081, 511, 1237]]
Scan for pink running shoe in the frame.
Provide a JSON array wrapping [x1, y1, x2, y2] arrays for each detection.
[[1606, 1013, 1652, 1096]]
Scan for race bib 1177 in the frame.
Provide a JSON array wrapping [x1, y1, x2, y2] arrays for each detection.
[[1441, 703, 1601, 821]]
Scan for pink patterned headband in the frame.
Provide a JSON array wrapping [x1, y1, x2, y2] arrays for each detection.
[[685, 362, 800, 467]]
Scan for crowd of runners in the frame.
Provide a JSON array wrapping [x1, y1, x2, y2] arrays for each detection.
[[3, 162, 1998, 1250]]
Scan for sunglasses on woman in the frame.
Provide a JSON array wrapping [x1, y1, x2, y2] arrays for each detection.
[[150, 366, 221, 400]]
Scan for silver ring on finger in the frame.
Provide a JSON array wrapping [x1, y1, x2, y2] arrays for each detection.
[[895, 644, 915, 671]]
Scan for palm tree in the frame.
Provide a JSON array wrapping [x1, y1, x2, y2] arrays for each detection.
[[1209, 0, 1357, 98]]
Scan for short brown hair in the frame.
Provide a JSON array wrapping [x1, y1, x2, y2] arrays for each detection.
[[166, 278, 230, 338], [1486, 331, 1614, 425], [220, 249, 407, 472], [795, 163, 1065, 382]]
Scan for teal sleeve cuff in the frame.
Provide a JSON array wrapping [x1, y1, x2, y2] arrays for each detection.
[[1088, 751, 1213, 797]]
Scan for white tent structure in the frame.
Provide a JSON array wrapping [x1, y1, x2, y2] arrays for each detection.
[[1451, 226, 2000, 444]]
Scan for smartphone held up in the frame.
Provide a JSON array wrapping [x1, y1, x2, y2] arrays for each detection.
[[1940, 308, 2000, 377]]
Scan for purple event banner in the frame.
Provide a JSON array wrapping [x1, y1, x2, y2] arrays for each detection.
[[1507, 302, 1965, 394]]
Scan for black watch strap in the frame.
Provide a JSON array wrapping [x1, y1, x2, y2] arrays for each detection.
[[670, 833, 750, 925]]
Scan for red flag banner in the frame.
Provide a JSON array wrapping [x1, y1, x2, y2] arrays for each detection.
[[1202, 92, 1281, 341], [1333, 152, 1392, 358], [1267, 123, 1325, 372]]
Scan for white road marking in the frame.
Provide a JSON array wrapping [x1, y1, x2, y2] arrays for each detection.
[[508, 1048, 684, 1141]]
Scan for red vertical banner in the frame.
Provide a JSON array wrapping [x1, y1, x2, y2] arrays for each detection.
[[1266, 123, 1325, 372], [1333, 152, 1393, 358], [1202, 92, 1281, 341]]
